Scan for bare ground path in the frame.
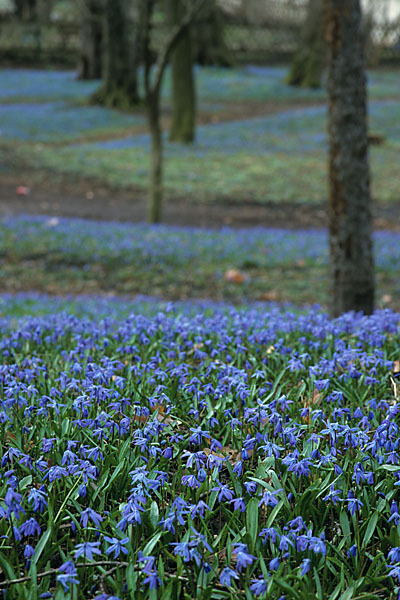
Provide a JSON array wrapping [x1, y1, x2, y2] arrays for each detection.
[[1, 173, 399, 231]]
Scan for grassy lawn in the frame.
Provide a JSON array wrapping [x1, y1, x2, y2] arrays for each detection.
[[22, 101, 400, 204], [1, 66, 400, 205], [1, 217, 400, 310]]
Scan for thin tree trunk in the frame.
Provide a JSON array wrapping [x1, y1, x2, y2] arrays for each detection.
[[91, 0, 140, 108], [287, 0, 325, 88], [167, 0, 196, 143], [324, 0, 375, 316], [142, 0, 207, 223], [78, 0, 103, 80], [148, 95, 163, 223]]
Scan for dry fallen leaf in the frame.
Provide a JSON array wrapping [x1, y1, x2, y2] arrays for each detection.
[[260, 291, 279, 301], [224, 269, 247, 284], [16, 185, 30, 196]]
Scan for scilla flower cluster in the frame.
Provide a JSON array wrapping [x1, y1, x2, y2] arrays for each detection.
[[1, 304, 400, 599]]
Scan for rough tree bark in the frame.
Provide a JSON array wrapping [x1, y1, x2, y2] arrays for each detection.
[[78, 0, 103, 80], [324, 0, 375, 316], [91, 0, 140, 108], [142, 0, 208, 223], [287, 0, 325, 88], [166, 0, 196, 143]]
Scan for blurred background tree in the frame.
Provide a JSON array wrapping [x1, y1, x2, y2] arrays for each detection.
[[90, 0, 141, 107], [77, 0, 103, 80], [192, 0, 232, 66], [287, 0, 325, 88], [166, 0, 196, 143]]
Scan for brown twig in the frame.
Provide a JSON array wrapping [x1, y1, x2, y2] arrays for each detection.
[[0, 560, 128, 589], [0, 560, 189, 589]]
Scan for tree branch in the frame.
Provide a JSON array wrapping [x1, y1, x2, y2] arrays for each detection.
[[142, 0, 154, 98], [152, 0, 209, 97]]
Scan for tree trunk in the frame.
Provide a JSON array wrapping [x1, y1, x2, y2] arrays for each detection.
[[14, 0, 36, 20], [147, 95, 163, 223], [324, 0, 375, 316], [36, 0, 52, 23], [193, 0, 232, 67], [166, 0, 196, 143], [287, 0, 325, 88], [91, 0, 140, 108], [78, 0, 103, 80]]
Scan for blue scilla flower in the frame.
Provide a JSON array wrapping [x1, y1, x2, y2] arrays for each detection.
[[57, 562, 79, 592], [322, 484, 342, 505], [232, 543, 256, 572], [345, 491, 363, 516], [4, 489, 24, 520], [279, 535, 294, 552], [24, 544, 35, 559], [309, 536, 327, 556], [80, 507, 103, 529], [19, 518, 41, 537], [258, 488, 282, 508], [104, 536, 129, 559], [314, 378, 330, 391], [74, 541, 102, 560], [170, 541, 191, 562], [285, 516, 306, 533], [27, 486, 48, 513], [211, 481, 234, 502], [389, 501, 400, 526], [190, 526, 213, 553], [181, 474, 201, 489], [189, 500, 211, 519], [137, 551, 156, 574], [269, 557, 280, 571], [259, 527, 279, 544], [197, 468, 207, 483], [347, 545, 357, 558], [388, 547, 400, 563], [1, 447, 22, 467], [300, 558, 311, 575], [45, 466, 69, 482], [230, 497, 246, 512], [250, 578, 268, 596], [117, 499, 145, 529], [244, 481, 258, 495], [387, 565, 400, 583], [232, 460, 243, 476], [143, 571, 162, 589], [219, 567, 239, 587]]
